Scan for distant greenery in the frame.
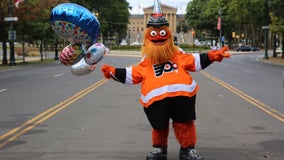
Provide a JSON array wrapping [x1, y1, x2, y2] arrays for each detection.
[[110, 44, 210, 53], [185, 0, 284, 50], [111, 45, 141, 51], [0, 0, 130, 64]]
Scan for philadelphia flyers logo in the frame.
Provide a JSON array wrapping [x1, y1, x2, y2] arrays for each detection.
[[153, 61, 178, 77]]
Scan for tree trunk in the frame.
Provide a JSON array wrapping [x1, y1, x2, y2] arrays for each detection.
[[1, 41, 8, 65], [281, 34, 284, 58]]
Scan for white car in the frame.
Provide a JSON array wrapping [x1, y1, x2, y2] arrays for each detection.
[[210, 46, 220, 50], [130, 41, 142, 46], [120, 39, 127, 46], [276, 46, 282, 54]]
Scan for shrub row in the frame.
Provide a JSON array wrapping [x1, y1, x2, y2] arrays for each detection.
[[110, 44, 210, 52]]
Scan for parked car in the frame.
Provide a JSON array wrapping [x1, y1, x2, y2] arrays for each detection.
[[210, 46, 220, 50], [120, 39, 127, 46], [174, 36, 179, 46], [234, 45, 259, 52], [276, 46, 282, 54], [130, 41, 142, 46]]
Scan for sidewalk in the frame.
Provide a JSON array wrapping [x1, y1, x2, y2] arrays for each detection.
[[258, 55, 284, 67]]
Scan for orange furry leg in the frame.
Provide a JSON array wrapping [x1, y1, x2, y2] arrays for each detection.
[[172, 121, 196, 148], [152, 128, 169, 147]]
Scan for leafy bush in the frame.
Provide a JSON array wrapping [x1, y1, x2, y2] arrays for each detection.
[[179, 44, 210, 51], [110, 44, 210, 52], [111, 45, 141, 50]]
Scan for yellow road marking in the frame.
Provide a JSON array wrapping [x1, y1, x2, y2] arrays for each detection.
[[1, 70, 282, 148], [0, 79, 108, 148], [201, 71, 284, 123]]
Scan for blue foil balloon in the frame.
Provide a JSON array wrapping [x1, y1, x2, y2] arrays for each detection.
[[50, 3, 100, 45]]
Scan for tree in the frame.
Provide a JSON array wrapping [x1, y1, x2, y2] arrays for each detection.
[[13, 0, 68, 61], [70, 0, 130, 44], [185, 0, 208, 31], [270, 0, 284, 58], [185, 0, 217, 45], [185, 0, 271, 48], [0, 0, 130, 64], [177, 20, 189, 33]]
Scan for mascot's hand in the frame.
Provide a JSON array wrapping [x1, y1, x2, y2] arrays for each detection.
[[101, 64, 116, 79], [89, 64, 96, 71], [208, 46, 230, 62]]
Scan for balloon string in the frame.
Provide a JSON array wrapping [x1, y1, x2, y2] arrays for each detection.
[[110, 72, 120, 82]]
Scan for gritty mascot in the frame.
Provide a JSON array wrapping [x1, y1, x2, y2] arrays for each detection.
[[101, 3, 230, 160]]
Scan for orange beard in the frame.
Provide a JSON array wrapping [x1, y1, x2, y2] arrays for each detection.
[[141, 28, 179, 64]]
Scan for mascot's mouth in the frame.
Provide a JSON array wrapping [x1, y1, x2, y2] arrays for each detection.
[[151, 39, 167, 45]]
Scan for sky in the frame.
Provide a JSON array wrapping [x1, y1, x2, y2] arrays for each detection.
[[126, 0, 191, 14]]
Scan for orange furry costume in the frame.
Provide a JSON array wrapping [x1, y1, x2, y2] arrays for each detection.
[[101, 1, 230, 160]]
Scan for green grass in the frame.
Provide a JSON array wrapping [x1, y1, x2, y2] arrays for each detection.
[[0, 58, 58, 69]]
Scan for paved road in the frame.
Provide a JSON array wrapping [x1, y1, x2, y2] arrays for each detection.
[[206, 52, 284, 113], [0, 54, 283, 160]]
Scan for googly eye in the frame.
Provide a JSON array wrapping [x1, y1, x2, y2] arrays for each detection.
[[150, 31, 157, 37], [159, 30, 167, 36]]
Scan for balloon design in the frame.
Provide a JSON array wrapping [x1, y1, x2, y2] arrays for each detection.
[[105, 47, 110, 55], [50, 3, 107, 76], [50, 3, 100, 45], [84, 43, 106, 65], [70, 58, 92, 76], [59, 43, 85, 66]]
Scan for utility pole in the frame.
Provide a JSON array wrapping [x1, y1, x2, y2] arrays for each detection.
[[8, 0, 16, 65], [218, 7, 222, 48], [54, 35, 59, 60], [263, 0, 269, 59]]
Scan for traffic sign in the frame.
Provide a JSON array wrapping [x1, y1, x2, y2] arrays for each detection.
[[4, 17, 18, 22], [262, 26, 269, 29], [8, 30, 16, 40]]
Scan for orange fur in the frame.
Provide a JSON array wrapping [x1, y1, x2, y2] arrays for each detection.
[[172, 121, 196, 148], [141, 27, 179, 64], [152, 128, 169, 147]]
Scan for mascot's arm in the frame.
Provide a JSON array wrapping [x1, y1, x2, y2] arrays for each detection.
[[101, 64, 143, 84], [101, 64, 126, 83], [183, 46, 230, 71], [182, 53, 211, 71], [199, 53, 212, 70], [208, 46, 230, 62]]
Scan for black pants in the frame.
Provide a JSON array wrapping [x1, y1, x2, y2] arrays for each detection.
[[144, 96, 196, 130]]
